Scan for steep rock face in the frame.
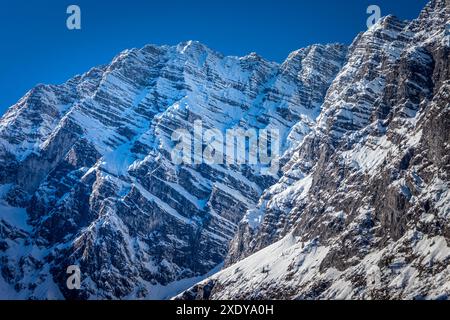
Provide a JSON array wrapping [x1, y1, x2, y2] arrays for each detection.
[[184, 0, 450, 300], [0, 41, 346, 298]]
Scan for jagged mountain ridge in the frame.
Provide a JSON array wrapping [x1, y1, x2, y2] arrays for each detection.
[[0, 39, 347, 298], [179, 0, 450, 300]]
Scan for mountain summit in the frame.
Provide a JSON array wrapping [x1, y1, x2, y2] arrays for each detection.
[[0, 40, 346, 298]]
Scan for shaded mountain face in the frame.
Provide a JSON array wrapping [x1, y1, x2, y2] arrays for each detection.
[[179, 0, 450, 300], [0, 37, 346, 298]]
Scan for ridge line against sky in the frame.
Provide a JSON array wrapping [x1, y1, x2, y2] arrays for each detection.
[[0, 0, 429, 114]]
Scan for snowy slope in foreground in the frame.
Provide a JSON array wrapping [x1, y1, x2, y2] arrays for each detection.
[[177, 229, 450, 300]]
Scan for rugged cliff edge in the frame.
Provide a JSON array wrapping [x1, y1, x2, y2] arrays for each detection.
[[179, 0, 450, 300]]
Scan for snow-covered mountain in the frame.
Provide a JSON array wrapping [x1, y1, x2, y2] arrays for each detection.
[[178, 0, 450, 300], [1, 0, 448, 301], [0, 35, 346, 298]]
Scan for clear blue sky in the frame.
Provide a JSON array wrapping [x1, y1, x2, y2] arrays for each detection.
[[0, 0, 429, 114]]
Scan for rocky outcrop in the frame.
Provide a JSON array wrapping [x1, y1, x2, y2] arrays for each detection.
[[184, 0, 450, 300]]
